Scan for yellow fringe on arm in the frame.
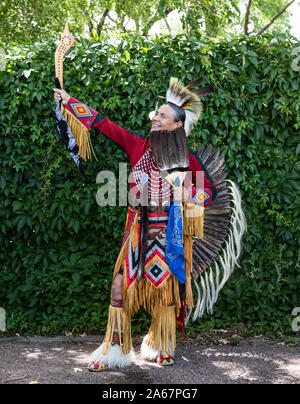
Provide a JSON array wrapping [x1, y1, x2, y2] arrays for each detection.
[[63, 107, 97, 161], [183, 203, 204, 238], [182, 203, 203, 308]]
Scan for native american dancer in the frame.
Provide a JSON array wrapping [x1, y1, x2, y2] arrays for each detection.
[[53, 75, 221, 370], [53, 23, 246, 373]]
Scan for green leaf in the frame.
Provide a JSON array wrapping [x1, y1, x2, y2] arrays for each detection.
[[0, 177, 6, 189], [226, 63, 240, 72], [72, 273, 80, 285], [224, 289, 236, 298], [70, 253, 79, 266], [123, 50, 130, 61], [17, 216, 26, 232], [13, 201, 23, 212]]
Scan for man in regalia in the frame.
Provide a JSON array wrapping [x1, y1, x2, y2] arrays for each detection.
[[53, 77, 216, 371]]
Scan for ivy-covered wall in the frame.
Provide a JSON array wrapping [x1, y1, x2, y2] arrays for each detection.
[[0, 33, 299, 337]]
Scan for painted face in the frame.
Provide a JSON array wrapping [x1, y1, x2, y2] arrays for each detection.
[[151, 104, 183, 132]]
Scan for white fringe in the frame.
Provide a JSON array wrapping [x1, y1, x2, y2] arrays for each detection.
[[140, 335, 175, 360], [89, 343, 136, 369], [186, 180, 247, 324]]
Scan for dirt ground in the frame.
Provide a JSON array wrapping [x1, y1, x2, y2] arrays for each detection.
[[0, 332, 299, 385]]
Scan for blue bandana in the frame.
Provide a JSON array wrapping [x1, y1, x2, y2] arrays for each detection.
[[165, 202, 185, 284]]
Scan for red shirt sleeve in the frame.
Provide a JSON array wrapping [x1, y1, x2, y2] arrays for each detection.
[[92, 114, 149, 167], [65, 97, 149, 167]]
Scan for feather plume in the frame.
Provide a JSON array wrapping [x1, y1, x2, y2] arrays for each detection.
[[150, 127, 189, 172], [185, 78, 203, 89], [166, 77, 203, 135], [184, 144, 246, 324], [193, 85, 214, 98]]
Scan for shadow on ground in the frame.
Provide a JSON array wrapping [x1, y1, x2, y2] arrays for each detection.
[[0, 336, 299, 384]]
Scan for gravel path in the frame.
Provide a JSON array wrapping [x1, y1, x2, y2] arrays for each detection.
[[0, 335, 299, 385]]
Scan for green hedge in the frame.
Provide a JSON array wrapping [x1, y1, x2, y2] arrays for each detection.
[[0, 32, 299, 337]]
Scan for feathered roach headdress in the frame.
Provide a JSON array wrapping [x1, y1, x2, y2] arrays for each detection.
[[150, 77, 214, 136]]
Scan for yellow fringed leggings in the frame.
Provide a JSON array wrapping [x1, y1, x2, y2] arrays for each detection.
[[103, 300, 177, 356], [104, 273, 177, 356], [143, 304, 177, 354], [102, 303, 132, 355], [104, 230, 195, 358]]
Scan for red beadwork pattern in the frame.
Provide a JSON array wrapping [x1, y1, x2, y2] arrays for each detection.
[[131, 149, 173, 200]]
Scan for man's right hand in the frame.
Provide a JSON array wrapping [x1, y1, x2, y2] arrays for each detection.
[[53, 88, 70, 105]]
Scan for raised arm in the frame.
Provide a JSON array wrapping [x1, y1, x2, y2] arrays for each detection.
[[53, 88, 148, 163]]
